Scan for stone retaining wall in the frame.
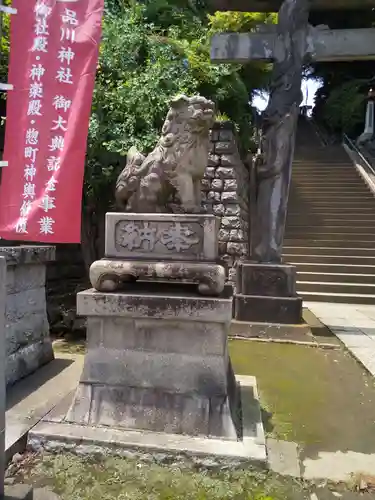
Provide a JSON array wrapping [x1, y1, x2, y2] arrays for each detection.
[[202, 121, 250, 285], [0, 246, 55, 386]]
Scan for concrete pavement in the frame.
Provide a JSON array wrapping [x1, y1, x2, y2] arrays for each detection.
[[306, 301, 375, 377]]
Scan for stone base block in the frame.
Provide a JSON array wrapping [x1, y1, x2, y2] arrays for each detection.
[[237, 262, 297, 297], [3, 484, 33, 499], [235, 295, 303, 324], [68, 284, 239, 439], [28, 375, 266, 468], [234, 261, 302, 324], [0, 245, 55, 387], [67, 382, 237, 439], [6, 339, 54, 387], [230, 320, 312, 339]]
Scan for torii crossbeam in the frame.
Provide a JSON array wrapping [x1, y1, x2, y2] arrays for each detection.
[[211, 28, 375, 64]]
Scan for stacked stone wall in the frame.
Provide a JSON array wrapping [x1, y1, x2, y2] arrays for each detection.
[[202, 121, 250, 285], [0, 246, 55, 386]]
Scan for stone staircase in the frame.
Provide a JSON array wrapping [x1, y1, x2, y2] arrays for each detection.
[[283, 118, 375, 304]]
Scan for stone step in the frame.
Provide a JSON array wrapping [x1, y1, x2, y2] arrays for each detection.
[[286, 218, 375, 226], [284, 238, 375, 248], [286, 211, 375, 217], [290, 191, 373, 196], [290, 184, 365, 189], [291, 175, 364, 179], [291, 172, 361, 177], [290, 182, 366, 187], [297, 281, 375, 295], [291, 173, 364, 178], [284, 254, 375, 265], [284, 232, 375, 242], [286, 202, 375, 208], [290, 186, 370, 192], [291, 183, 365, 188], [283, 246, 375, 256], [297, 290, 375, 305], [290, 186, 371, 192], [292, 168, 359, 172], [293, 161, 353, 164], [294, 164, 352, 168], [286, 262, 375, 274], [293, 158, 351, 161], [292, 168, 357, 173], [290, 193, 371, 199], [286, 226, 375, 234], [293, 164, 358, 168], [290, 186, 372, 191], [287, 207, 375, 213], [293, 160, 351, 164], [289, 197, 375, 204], [297, 271, 375, 284]]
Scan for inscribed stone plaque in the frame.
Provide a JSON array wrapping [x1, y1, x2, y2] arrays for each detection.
[[105, 213, 220, 261], [238, 263, 297, 297]]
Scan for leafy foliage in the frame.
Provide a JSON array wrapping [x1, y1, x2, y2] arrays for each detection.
[[0, 1, 11, 93], [315, 79, 368, 137], [310, 8, 375, 136], [208, 10, 276, 33], [85, 1, 271, 206]]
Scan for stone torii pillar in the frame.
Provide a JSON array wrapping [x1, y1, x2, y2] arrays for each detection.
[[210, 0, 375, 324]]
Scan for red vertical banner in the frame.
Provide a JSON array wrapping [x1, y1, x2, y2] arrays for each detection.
[[0, 0, 104, 243]]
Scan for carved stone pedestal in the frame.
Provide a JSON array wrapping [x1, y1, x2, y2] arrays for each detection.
[[90, 212, 225, 296], [66, 283, 239, 440], [234, 262, 302, 324]]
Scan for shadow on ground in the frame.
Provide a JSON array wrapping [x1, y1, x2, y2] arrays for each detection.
[[303, 309, 337, 339], [6, 357, 74, 411]]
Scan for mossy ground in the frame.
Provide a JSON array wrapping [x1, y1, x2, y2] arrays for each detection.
[[52, 331, 375, 456], [15, 453, 309, 500], [229, 340, 375, 456]]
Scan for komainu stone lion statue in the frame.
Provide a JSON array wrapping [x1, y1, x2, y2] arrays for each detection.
[[115, 95, 215, 213]]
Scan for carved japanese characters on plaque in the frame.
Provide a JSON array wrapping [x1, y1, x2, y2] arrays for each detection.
[[114, 220, 203, 257]]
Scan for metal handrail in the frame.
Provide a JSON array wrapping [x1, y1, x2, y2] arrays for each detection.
[[309, 117, 329, 146], [343, 133, 375, 177]]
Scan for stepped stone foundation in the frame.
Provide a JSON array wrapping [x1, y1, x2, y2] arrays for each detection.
[[66, 283, 239, 439], [234, 262, 303, 324], [0, 246, 55, 386]]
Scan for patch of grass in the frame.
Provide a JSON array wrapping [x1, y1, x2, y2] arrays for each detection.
[[229, 340, 375, 456], [17, 453, 308, 500]]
